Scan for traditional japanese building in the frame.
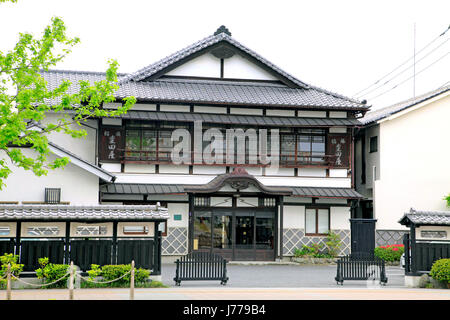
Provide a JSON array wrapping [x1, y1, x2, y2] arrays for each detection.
[[355, 84, 450, 247], [0, 26, 369, 262]]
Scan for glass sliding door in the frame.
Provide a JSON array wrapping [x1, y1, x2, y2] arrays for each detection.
[[212, 212, 232, 249], [193, 211, 212, 250]]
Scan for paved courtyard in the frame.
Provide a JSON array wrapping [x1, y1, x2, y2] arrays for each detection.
[[161, 263, 406, 288]]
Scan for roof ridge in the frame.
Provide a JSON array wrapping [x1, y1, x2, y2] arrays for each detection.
[[40, 69, 129, 77]]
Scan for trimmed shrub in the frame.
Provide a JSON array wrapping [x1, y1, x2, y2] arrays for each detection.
[[430, 258, 450, 284], [83, 264, 151, 288], [35, 257, 70, 289], [0, 253, 24, 289], [374, 244, 404, 262]]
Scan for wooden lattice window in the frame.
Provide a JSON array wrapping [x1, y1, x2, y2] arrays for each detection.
[[45, 188, 61, 204]]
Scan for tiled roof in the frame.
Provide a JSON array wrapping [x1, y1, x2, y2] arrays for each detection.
[[290, 186, 363, 199], [398, 208, 450, 226], [101, 183, 185, 195], [118, 29, 311, 88], [41, 70, 367, 110], [119, 110, 362, 126], [0, 204, 169, 221], [361, 84, 450, 125], [100, 183, 363, 199]]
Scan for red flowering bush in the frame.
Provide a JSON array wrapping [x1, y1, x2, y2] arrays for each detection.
[[374, 244, 404, 261]]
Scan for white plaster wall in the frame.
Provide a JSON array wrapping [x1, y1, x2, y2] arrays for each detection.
[[131, 103, 157, 111], [210, 197, 233, 207], [160, 104, 190, 112], [298, 168, 326, 177], [102, 118, 122, 126], [258, 176, 351, 188], [365, 124, 380, 188], [42, 112, 97, 163], [165, 54, 221, 78], [21, 222, 66, 238], [124, 163, 156, 174], [230, 108, 263, 115], [329, 111, 347, 118], [374, 93, 450, 230], [236, 197, 258, 207], [117, 222, 155, 237], [0, 150, 99, 204], [192, 166, 226, 175], [100, 162, 121, 173], [329, 127, 347, 134], [70, 222, 113, 237], [167, 203, 189, 228], [0, 222, 17, 238], [283, 205, 305, 229], [159, 165, 189, 174], [265, 167, 295, 176], [329, 169, 348, 178], [194, 106, 227, 114], [224, 54, 278, 80], [266, 109, 295, 117], [330, 207, 351, 230], [298, 110, 326, 118], [416, 226, 450, 240]]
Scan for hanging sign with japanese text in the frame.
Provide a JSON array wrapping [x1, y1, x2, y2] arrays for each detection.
[[99, 127, 123, 162]]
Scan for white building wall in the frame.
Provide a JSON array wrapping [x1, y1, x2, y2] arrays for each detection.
[[374, 93, 450, 230], [0, 150, 99, 205]]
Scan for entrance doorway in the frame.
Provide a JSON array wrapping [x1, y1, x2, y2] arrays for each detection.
[[193, 208, 276, 261]]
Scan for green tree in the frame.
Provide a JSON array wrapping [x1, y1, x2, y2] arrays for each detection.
[[445, 194, 450, 207], [0, 2, 135, 189]]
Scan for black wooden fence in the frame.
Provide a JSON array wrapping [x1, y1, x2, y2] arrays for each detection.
[[335, 252, 387, 285], [0, 235, 162, 274], [403, 233, 450, 274], [174, 251, 228, 286]]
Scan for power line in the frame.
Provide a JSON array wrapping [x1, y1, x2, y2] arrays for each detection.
[[366, 51, 449, 102], [353, 24, 450, 97], [356, 37, 449, 98]]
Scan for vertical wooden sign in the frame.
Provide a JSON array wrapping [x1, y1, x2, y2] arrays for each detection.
[[99, 127, 123, 162], [328, 134, 350, 167]]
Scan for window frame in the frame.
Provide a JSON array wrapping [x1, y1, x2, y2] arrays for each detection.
[[369, 136, 378, 153], [305, 207, 330, 236]]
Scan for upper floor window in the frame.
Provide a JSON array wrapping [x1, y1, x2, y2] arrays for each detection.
[[369, 136, 378, 153]]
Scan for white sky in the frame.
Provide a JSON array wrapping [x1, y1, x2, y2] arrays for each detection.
[[0, 0, 449, 110]]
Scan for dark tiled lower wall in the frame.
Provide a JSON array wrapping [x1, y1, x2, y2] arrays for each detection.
[[375, 230, 409, 247], [283, 229, 351, 256], [161, 227, 188, 255]]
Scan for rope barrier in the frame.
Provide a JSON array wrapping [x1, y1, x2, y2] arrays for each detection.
[[75, 269, 132, 284], [11, 271, 71, 287]]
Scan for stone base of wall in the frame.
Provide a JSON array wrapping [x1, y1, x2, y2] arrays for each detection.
[[290, 257, 339, 264], [283, 229, 350, 256]]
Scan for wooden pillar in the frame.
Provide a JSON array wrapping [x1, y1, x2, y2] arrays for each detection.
[[64, 222, 71, 265], [279, 196, 284, 260], [410, 224, 417, 275], [15, 222, 21, 257], [188, 194, 194, 253], [112, 221, 118, 265]]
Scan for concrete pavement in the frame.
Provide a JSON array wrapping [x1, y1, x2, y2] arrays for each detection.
[[1, 287, 449, 300]]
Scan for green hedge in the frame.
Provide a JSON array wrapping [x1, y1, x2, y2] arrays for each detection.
[[83, 264, 152, 288], [430, 259, 450, 284], [374, 244, 404, 262], [35, 257, 70, 289]]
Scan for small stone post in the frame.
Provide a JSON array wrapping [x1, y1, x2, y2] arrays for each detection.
[[69, 261, 74, 300], [6, 264, 11, 300], [130, 260, 135, 300]]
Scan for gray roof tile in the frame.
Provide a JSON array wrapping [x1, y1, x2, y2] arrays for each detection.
[[361, 84, 450, 125], [399, 208, 450, 226], [0, 204, 169, 221]]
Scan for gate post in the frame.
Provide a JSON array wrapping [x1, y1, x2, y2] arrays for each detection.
[[69, 261, 74, 300], [6, 264, 11, 300], [130, 260, 135, 300]]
